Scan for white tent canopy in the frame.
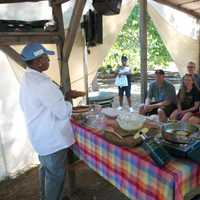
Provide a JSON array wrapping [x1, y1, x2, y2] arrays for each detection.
[[148, 0, 200, 75], [0, 2, 52, 20]]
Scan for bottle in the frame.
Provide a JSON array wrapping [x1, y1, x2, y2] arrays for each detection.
[[140, 132, 171, 167]]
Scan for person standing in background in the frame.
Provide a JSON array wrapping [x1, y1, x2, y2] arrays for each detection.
[[115, 55, 133, 112]]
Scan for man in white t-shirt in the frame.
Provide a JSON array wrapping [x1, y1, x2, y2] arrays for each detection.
[[20, 43, 77, 200]]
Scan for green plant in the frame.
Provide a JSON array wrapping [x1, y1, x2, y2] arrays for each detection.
[[102, 4, 172, 71], [98, 64, 115, 74]]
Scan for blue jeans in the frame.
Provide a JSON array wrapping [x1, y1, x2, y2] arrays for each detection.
[[38, 148, 68, 200]]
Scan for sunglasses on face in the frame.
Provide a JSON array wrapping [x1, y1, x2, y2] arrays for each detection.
[[187, 66, 195, 68]]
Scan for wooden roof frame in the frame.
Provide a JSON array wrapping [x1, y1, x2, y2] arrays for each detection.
[[0, 0, 68, 2], [0, 0, 46, 2], [0, 0, 86, 95], [153, 0, 200, 19]]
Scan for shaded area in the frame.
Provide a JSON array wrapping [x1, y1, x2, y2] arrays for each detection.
[[0, 168, 40, 200], [0, 162, 129, 200]]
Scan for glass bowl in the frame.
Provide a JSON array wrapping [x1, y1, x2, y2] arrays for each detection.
[[116, 112, 146, 131]]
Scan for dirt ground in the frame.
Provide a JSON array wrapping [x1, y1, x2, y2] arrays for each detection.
[[0, 167, 40, 200], [0, 162, 129, 200]]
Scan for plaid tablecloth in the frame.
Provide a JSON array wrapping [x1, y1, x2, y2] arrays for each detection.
[[71, 121, 200, 200]]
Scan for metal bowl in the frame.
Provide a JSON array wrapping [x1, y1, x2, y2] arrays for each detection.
[[161, 121, 199, 144]]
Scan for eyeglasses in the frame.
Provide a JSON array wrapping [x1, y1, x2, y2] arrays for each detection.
[[187, 65, 195, 68]]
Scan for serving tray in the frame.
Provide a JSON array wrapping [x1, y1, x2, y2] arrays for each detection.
[[103, 125, 159, 148]]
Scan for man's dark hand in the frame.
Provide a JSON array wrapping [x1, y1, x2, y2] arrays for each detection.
[[65, 90, 86, 100]]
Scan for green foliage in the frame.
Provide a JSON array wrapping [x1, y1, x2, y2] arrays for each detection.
[[98, 65, 115, 74], [102, 4, 172, 72]]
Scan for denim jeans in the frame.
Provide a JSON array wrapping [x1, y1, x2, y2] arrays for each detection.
[[38, 148, 68, 200]]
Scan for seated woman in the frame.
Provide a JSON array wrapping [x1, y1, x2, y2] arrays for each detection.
[[170, 74, 200, 122]]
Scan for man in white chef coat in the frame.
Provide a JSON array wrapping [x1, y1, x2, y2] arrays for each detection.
[[20, 43, 76, 200]]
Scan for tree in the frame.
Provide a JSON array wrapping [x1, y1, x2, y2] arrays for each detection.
[[102, 4, 172, 72]]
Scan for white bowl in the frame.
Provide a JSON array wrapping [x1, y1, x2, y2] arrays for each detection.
[[116, 112, 146, 131]]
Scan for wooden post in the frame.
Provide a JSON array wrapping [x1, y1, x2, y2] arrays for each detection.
[[51, 2, 65, 77], [51, 2, 71, 95], [139, 0, 148, 103], [198, 19, 200, 74], [83, 36, 89, 105], [51, 3, 76, 198], [51, 0, 70, 5], [63, 0, 86, 61]]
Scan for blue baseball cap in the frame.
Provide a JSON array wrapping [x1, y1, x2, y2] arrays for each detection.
[[21, 43, 55, 61]]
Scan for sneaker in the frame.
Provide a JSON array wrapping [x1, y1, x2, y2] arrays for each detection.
[[117, 106, 122, 111], [129, 107, 134, 112]]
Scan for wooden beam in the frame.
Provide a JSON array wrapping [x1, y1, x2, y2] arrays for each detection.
[[62, 0, 86, 61], [83, 40, 89, 104], [52, 2, 72, 95], [52, 5, 65, 42], [178, 0, 200, 6], [198, 19, 200, 74], [140, 0, 148, 103], [52, 2, 65, 83], [0, 32, 60, 45], [0, 32, 60, 36], [0, 0, 47, 3], [0, 36, 59, 45], [52, 4, 78, 196], [153, 0, 200, 19], [0, 46, 26, 69], [51, 0, 70, 5]]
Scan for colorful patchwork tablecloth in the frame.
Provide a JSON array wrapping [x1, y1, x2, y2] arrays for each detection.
[[71, 121, 200, 200]]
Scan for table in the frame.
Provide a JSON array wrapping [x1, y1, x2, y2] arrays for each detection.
[[71, 120, 200, 200]]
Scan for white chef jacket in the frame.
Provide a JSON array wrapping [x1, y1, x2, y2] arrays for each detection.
[[19, 68, 75, 156]]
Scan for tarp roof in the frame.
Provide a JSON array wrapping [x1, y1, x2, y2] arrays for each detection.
[[153, 0, 200, 19], [0, 0, 200, 19]]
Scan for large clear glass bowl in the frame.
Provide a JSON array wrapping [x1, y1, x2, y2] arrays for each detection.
[[116, 112, 146, 131]]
